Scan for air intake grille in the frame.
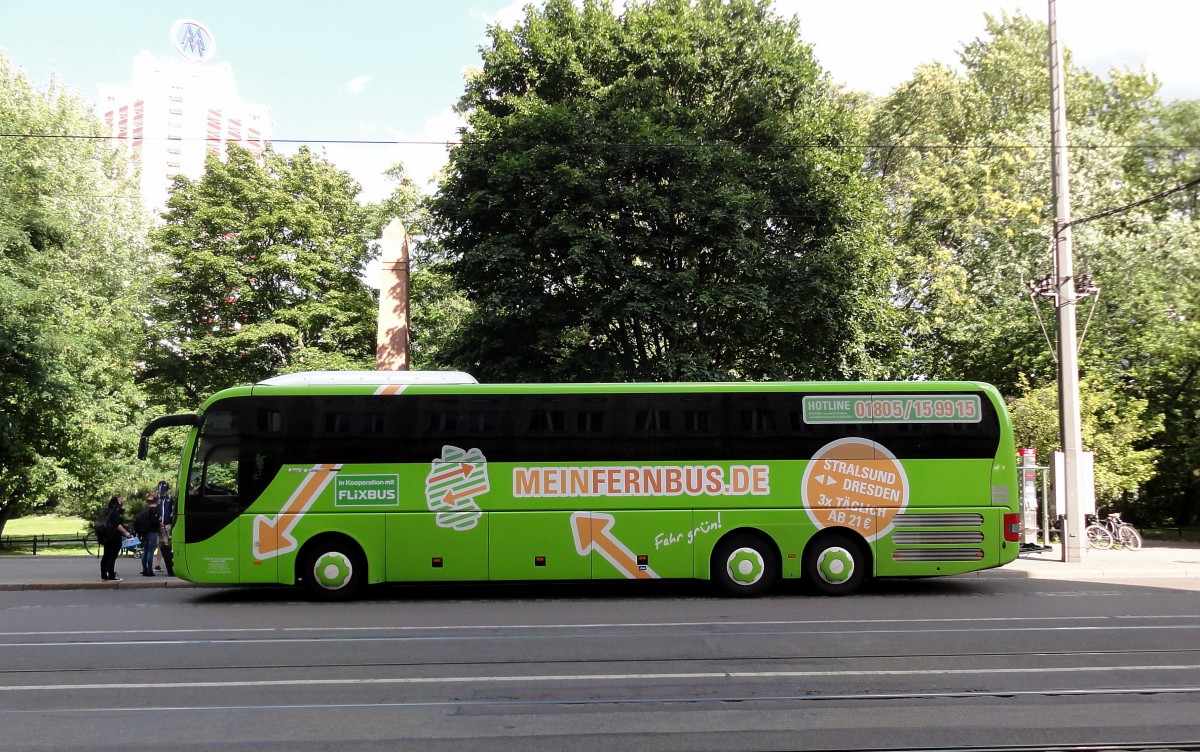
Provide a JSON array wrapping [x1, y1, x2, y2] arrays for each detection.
[[893, 531, 985, 545], [892, 549, 985, 562], [893, 514, 984, 527]]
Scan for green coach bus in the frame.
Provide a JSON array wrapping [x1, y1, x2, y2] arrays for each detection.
[[138, 371, 1021, 599]]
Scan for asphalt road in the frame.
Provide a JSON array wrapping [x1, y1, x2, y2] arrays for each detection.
[[3, 577, 1200, 752]]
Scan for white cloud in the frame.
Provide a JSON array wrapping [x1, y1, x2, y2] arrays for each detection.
[[308, 105, 464, 207], [778, 0, 1200, 100], [475, 1, 527, 30], [345, 75, 372, 95]]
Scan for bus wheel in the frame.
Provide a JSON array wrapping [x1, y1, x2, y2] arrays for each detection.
[[301, 539, 364, 601], [712, 534, 777, 597], [803, 533, 866, 596]]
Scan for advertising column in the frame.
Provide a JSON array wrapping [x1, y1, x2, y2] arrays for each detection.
[[1019, 448, 1039, 546]]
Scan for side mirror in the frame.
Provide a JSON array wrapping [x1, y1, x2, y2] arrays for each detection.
[[138, 413, 200, 460]]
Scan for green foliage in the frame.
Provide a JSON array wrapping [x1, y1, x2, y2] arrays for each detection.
[[1096, 219, 1200, 526], [142, 145, 378, 406], [0, 52, 154, 536], [365, 163, 430, 246], [1008, 376, 1161, 509], [869, 12, 1200, 525], [409, 265, 473, 370], [5, 10, 1199, 533], [431, 0, 898, 382], [867, 13, 1141, 390]]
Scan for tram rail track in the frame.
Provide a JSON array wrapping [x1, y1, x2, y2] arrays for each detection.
[[5, 642, 1200, 675]]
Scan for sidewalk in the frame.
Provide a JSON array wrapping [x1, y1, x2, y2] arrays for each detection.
[[990, 538, 1200, 580], [0, 554, 201, 591], [2, 541, 1198, 591]]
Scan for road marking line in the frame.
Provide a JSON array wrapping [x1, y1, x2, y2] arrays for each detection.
[[4, 623, 1200, 648], [4, 664, 1200, 692], [1, 613, 1197, 640]]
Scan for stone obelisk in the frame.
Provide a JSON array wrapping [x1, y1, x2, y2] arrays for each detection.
[[375, 218, 410, 370]]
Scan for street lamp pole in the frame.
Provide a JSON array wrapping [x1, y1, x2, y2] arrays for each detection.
[[1048, 0, 1087, 562]]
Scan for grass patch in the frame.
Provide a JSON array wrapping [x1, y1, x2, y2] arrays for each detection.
[[1142, 527, 1200, 543], [1, 515, 93, 556], [5, 515, 90, 536]]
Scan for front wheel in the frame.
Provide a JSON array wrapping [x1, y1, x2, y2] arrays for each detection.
[[711, 534, 778, 597], [1085, 525, 1113, 550], [301, 539, 365, 601], [803, 533, 867, 596]]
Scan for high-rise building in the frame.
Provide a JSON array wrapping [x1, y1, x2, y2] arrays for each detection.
[[98, 20, 272, 215]]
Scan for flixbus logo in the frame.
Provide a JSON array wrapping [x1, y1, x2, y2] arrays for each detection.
[[333, 474, 399, 507]]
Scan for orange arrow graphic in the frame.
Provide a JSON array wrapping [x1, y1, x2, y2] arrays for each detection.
[[570, 512, 658, 580], [442, 483, 488, 507], [254, 464, 340, 558], [428, 463, 475, 485]]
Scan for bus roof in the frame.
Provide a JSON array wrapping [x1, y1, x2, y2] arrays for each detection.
[[256, 371, 478, 387], [247, 375, 997, 395]]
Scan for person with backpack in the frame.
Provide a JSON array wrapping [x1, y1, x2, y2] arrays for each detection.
[[152, 481, 175, 576], [134, 494, 163, 577], [97, 495, 130, 582]]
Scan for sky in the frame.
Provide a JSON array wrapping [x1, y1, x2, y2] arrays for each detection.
[[3, 0, 1198, 202]]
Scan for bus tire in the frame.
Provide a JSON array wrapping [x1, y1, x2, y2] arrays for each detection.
[[803, 532, 867, 596], [300, 537, 365, 601], [711, 533, 778, 597]]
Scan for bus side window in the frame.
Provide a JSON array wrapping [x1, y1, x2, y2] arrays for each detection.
[[241, 451, 281, 505], [199, 445, 239, 498], [872, 395, 1000, 459]]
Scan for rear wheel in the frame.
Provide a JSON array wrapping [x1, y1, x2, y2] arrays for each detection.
[[711, 534, 778, 597], [803, 533, 867, 596], [1117, 525, 1143, 551], [301, 539, 365, 601]]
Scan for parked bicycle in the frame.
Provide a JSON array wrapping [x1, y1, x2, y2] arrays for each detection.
[[1099, 511, 1143, 550], [82, 533, 144, 559], [1084, 516, 1114, 550], [83, 531, 99, 557], [1085, 512, 1143, 550]]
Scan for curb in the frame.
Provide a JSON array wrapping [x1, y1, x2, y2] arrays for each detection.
[[0, 579, 207, 592], [970, 565, 1200, 581], [1020, 570, 1200, 580]]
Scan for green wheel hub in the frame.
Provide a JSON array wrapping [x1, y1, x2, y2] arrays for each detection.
[[727, 547, 765, 586], [816, 547, 854, 585], [313, 551, 353, 590]]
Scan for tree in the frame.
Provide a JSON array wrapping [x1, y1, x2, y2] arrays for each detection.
[[142, 145, 378, 407], [1090, 218, 1200, 526], [867, 13, 1162, 390], [868, 12, 1200, 525], [430, 0, 898, 383], [0, 53, 152, 536], [1008, 376, 1161, 514], [365, 163, 430, 245]]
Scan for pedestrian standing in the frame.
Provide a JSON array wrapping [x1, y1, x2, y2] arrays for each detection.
[[153, 481, 175, 575], [136, 494, 163, 577], [99, 495, 130, 582]]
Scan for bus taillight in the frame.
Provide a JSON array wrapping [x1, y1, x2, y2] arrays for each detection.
[[1003, 513, 1021, 542]]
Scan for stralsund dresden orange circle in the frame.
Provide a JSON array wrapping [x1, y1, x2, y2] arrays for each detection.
[[801, 438, 908, 541]]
